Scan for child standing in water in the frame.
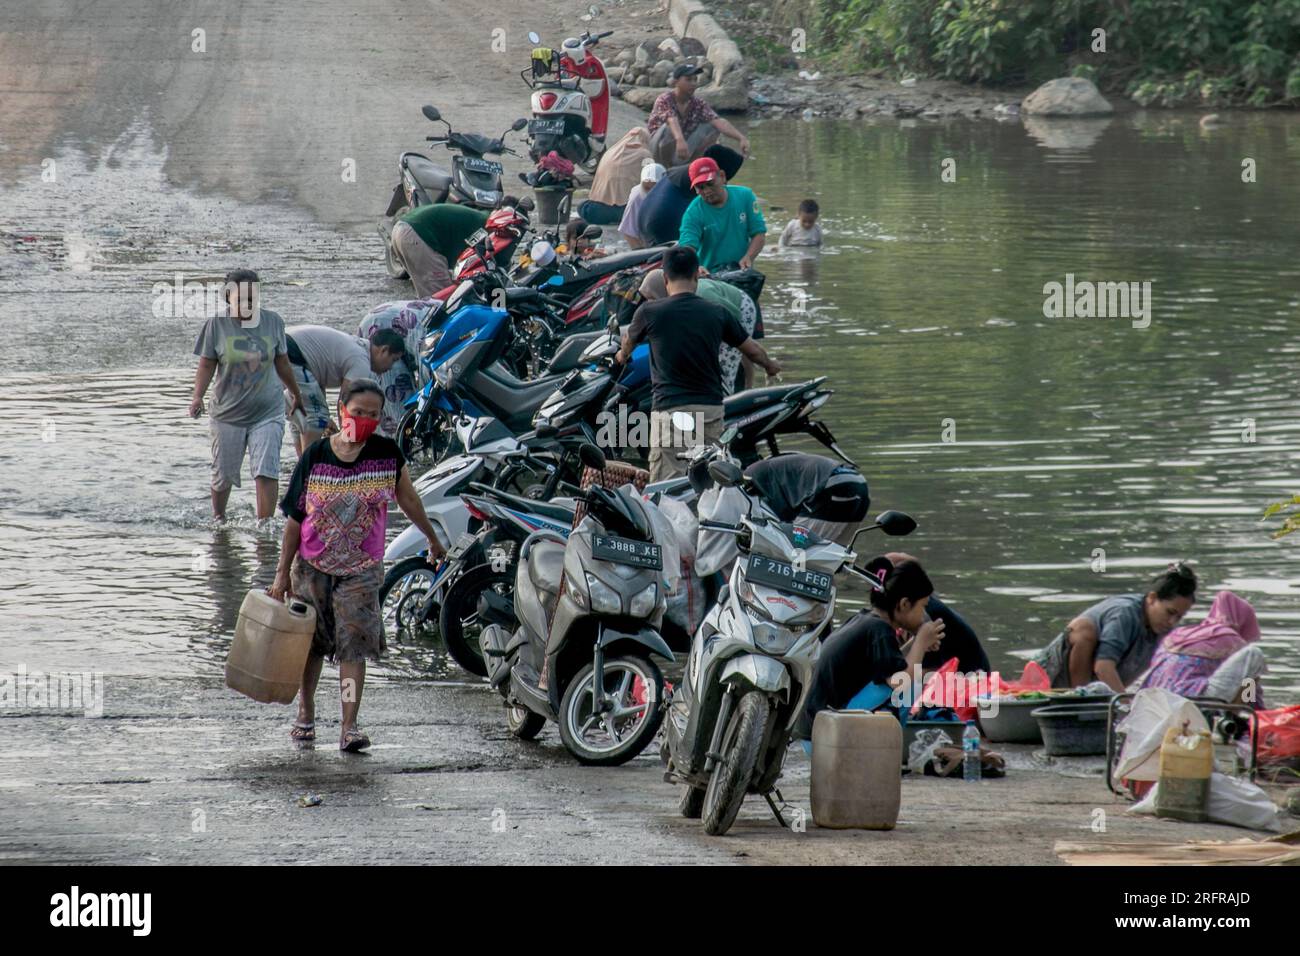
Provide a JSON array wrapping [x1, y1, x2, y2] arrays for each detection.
[[779, 199, 823, 247]]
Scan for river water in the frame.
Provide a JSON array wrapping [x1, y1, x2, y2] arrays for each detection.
[[3, 112, 1298, 695]]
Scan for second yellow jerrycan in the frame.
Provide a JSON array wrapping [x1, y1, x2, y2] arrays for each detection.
[[810, 710, 902, 830], [225, 589, 317, 704], [1155, 724, 1213, 823]]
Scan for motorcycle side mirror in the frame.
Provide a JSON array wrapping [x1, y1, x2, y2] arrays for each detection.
[[876, 510, 917, 536], [528, 31, 541, 44], [518, 196, 536, 212], [607, 315, 619, 335], [718, 424, 739, 446], [579, 443, 607, 472], [511, 117, 528, 132], [581, 225, 603, 240], [422, 105, 441, 123], [708, 460, 743, 488]]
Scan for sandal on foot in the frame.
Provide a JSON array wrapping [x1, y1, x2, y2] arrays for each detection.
[[340, 728, 371, 753], [290, 721, 316, 742]]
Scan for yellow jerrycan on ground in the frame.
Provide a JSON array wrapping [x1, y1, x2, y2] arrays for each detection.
[[811, 710, 902, 830], [225, 589, 316, 704], [1155, 724, 1213, 823]]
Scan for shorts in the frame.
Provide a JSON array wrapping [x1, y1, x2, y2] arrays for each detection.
[[290, 557, 386, 664], [648, 404, 723, 483], [284, 364, 331, 441], [209, 417, 284, 492]]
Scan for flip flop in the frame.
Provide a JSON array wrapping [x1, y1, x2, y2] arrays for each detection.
[[290, 720, 316, 742], [340, 728, 371, 753]]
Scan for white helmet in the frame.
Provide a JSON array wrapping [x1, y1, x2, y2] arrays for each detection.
[[530, 240, 557, 268], [561, 37, 586, 64]]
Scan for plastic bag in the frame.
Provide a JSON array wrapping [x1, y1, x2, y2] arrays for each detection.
[[1128, 772, 1283, 832], [654, 494, 698, 563], [986, 661, 1051, 698], [694, 484, 750, 576], [912, 657, 978, 722], [1254, 705, 1300, 766], [1115, 688, 1210, 782], [908, 728, 954, 772]]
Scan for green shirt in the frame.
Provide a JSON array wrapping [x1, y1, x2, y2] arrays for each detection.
[[400, 204, 489, 261], [678, 186, 766, 272], [695, 277, 745, 321]]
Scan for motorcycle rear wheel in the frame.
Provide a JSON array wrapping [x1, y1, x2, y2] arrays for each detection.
[[679, 784, 705, 819], [384, 206, 410, 279], [701, 691, 770, 836], [506, 703, 546, 740], [437, 563, 513, 678]]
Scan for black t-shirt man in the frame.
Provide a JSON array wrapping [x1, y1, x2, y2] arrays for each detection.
[[626, 291, 749, 409]]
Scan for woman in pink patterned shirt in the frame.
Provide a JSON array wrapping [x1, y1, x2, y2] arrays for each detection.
[[269, 380, 443, 751]]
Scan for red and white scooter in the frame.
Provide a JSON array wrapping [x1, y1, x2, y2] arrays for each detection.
[[521, 26, 612, 173]]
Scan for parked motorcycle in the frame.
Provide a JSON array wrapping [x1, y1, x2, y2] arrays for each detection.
[[379, 415, 589, 639], [521, 22, 612, 172], [662, 453, 916, 834], [379, 105, 528, 279], [478, 444, 677, 764]]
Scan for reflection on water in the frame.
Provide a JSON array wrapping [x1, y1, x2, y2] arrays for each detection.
[[2, 112, 1299, 696]]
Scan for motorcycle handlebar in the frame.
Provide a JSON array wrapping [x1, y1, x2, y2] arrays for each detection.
[[699, 519, 742, 534]]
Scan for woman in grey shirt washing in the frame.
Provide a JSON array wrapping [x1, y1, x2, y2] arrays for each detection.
[[1037, 562, 1197, 692]]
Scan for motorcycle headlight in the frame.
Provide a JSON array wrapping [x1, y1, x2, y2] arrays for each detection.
[[421, 330, 444, 357], [585, 573, 621, 615], [753, 621, 798, 655], [628, 582, 657, 618], [474, 188, 499, 205]]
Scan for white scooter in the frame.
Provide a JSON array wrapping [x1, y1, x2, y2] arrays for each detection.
[[662, 454, 917, 836]]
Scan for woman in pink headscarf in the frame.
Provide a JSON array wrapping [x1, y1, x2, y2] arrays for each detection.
[[1139, 590, 1267, 706]]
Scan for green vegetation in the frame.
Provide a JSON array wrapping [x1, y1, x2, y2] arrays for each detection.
[[803, 0, 1300, 106]]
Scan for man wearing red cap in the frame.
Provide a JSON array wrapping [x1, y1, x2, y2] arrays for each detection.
[[678, 156, 767, 274]]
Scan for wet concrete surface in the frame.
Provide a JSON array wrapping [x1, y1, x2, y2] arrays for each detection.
[[0, 676, 1261, 865]]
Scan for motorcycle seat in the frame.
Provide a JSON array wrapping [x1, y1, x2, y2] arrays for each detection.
[[723, 381, 807, 418], [546, 331, 604, 373], [475, 485, 577, 526], [473, 362, 572, 430], [401, 152, 452, 198], [572, 244, 668, 278]]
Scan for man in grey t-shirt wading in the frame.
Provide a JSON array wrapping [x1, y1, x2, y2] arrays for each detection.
[[189, 270, 306, 522], [1036, 563, 1198, 692]]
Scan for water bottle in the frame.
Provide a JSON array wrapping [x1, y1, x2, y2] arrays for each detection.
[[962, 720, 981, 782]]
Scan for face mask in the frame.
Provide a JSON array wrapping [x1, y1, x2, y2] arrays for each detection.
[[339, 408, 380, 443]]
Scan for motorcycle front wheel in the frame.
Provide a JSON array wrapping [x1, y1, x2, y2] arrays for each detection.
[[396, 406, 456, 469], [558, 654, 664, 766], [701, 691, 771, 836], [380, 556, 441, 634]]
